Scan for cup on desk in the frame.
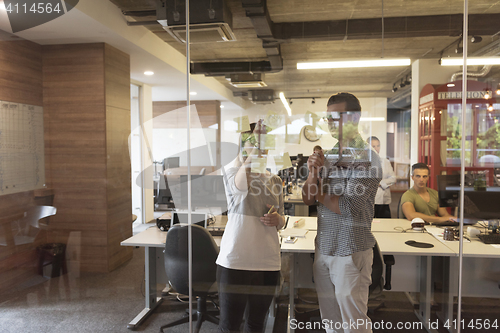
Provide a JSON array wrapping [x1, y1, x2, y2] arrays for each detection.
[[443, 227, 455, 241], [467, 226, 480, 238]]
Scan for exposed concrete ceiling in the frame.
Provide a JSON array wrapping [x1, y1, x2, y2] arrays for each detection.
[[109, 0, 500, 99]]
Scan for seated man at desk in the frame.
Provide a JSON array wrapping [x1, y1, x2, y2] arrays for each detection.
[[400, 163, 456, 225]]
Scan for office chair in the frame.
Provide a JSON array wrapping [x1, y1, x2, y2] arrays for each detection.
[[160, 224, 220, 333], [368, 241, 395, 313]]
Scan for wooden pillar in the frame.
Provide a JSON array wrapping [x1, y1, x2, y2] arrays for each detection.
[[43, 43, 132, 272]]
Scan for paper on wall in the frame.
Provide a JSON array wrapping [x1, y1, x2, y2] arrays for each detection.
[[234, 116, 251, 133]]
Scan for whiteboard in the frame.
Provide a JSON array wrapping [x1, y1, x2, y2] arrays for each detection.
[[0, 101, 45, 195]]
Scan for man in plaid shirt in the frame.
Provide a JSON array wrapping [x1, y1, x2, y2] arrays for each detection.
[[302, 92, 382, 333]]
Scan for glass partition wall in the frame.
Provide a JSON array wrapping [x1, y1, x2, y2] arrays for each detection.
[[1, 0, 500, 332]]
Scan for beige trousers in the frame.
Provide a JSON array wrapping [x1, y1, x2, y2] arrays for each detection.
[[313, 248, 373, 333]]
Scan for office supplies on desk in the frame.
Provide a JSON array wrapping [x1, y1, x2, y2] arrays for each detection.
[[293, 218, 305, 228], [208, 229, 224, 237], [478, 233, 500, 245], [284, 236, 297, 244]]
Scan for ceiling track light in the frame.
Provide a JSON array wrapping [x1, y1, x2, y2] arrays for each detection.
[[289, 98, 293, 105], [392, 83, 398, 93], [311, 98, 316, 104], [470, 36, 483, 43]]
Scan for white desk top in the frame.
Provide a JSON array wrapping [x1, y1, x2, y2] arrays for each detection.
[[281, 231, 316, 253], [426, 226, 500, 258], [121, 226, 222, 248], [371, 218, 415, 232], [374, 232, 456, 256]]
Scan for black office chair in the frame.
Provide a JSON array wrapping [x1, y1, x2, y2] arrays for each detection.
[[369, 241, 395, 313], [160, 224, 220, 333]]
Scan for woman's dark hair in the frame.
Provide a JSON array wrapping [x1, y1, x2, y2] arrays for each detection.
[[367, 136, 380, 144]]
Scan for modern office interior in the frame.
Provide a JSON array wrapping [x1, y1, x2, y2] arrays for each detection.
[[1, 0, 500, 332]]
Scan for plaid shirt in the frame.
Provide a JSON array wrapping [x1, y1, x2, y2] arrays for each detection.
[[316, 135, 382, 256]]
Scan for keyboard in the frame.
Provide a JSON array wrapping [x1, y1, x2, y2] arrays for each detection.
[[209, 229, 224, 237], [478, 233, 500, 244]]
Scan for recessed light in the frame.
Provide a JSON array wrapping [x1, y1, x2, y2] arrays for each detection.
[[447, 83, 455, 87], [144, 71, 154, 76], [190, 92, 197, 95], [220, 105, 225, 108]]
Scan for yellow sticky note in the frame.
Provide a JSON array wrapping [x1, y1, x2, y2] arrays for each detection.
[[317, 122, 338, 149], [260, 133, 276, 150], [305, 111, 320, 125], [234, 116, 251, 133], [251, 157, 267, 174], [275, 152, 293, 171]]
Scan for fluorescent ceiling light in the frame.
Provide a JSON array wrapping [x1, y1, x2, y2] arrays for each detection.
[[144, 71, 154, 75], [279, 92, 292, 116], [359, 117, 385, 122], [447, 83, 455, 87], [440, 57, 500, 66], [189, 91, 197, 95], [297, 58, 411, 69]]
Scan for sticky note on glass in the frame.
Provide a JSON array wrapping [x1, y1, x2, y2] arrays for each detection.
[[305, 111, 320, 125], [259, 133, 276, 150], [251, 157, 267, 174], [234, 116, 250, 133], [265, 111, 281, 129], [275, 152, 293, 171], [317, 122, 338, 148]]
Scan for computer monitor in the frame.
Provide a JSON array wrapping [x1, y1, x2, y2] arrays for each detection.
[[171, 212, 207, 228], [437, 174, 500, 219], [163, 157, 180, 170], [176, 175, 228, 212]]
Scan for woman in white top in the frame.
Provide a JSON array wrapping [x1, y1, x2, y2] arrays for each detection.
[[217, 121, 285, 333], [368, 136, 396, 218]]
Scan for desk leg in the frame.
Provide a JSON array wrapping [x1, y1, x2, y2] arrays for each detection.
[[288, 253, 296, 333], [439, 257, 456, 333], [415, 256, 438, 333], [127, 246, 163, 330]]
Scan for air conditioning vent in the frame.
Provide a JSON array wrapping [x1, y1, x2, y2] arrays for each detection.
[[157, 0, 236, 44], [161, 22, 236, 43], [250, 89, 275, 104], [227, 73, 267, 88]]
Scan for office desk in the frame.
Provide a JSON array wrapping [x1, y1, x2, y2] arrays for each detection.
[[284, 195, 309, 216], [281, 218, 456, 333], [121, 225, 222, 329], [371, 218, 413, 232]]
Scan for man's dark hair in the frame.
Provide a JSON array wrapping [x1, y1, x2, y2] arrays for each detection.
[[412, 162, 430, 175], [327, 92, 362, 112], [367, 136, 380, 144]]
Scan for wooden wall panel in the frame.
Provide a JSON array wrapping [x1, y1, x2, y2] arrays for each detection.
[[153, 100, 220, 128], [0, 40, 45, 294], [0, 40, 42, 105], [104, 45, 132, 271], [43, 43, 132, 273]]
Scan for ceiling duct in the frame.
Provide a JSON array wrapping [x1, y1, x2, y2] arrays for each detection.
[[226, 73, 267, 88], [156, 0, 236, 43], [250, 89, 275, 104], [191, 0, 282, 76]]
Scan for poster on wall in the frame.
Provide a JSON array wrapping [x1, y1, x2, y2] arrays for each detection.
[[0, 101, 45, 195]]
